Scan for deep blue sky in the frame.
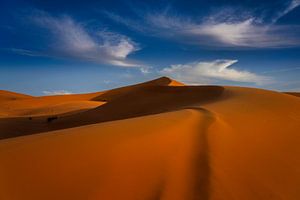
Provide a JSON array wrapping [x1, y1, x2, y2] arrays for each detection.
[[1, 0, 300, 95]]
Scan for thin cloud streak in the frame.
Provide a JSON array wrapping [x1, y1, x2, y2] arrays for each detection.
[[43, 90, 73, 95], [272, 0, 300, 22], [9, 48, 43, 57]]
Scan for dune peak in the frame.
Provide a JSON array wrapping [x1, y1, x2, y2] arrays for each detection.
[[146, 76, 185, 86]]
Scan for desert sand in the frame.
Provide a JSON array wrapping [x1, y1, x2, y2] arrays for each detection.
[[0, 76, 300, 200]]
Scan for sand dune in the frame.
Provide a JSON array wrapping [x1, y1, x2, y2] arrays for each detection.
[[0, 90, 32, 102], [0, 77, 300, 199], [0, 77, 223, 138], [0, 77, 178, 119], [0, 90, 105, 118]]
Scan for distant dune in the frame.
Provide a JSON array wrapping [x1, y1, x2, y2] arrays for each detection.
[[0, 77, 300, 200], [0, 90, 32, 102]]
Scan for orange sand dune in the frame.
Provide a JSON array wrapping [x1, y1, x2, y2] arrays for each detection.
[[0, 90, 32, 102], [0, 77, 300, 200], [0, 90, 105, 118], [0, 77, 180, 119], [0, 99, 105, 118], [1, 77, 218, 138], [0, 85, 223, 138]]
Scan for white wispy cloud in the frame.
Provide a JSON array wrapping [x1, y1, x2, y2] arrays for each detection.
[[43, 90, 73, 95], [273, 0, 300, 22], [289, 0, 300, 11], [105, 1, 300, 48], [29, 11, 141, 67], [146, 12, 300, 48], [160, 60, 271, 85]]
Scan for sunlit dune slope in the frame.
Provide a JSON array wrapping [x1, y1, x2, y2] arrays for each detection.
[[0, 109, 212, 200], [202, 86, 300, 200], [0, 77, 300, 200], [0, 90, 32, 102], [0, 90, 105, 118]]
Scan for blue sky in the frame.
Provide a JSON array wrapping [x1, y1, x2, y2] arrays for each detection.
[[1, 0, 300, 95]]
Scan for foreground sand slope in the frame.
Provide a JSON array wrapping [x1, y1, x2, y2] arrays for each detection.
[[0, 77, 300, 199], [0, 109, 212, 200]]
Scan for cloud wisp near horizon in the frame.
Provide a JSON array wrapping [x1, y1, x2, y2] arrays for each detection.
[[160, 60, 271, 85], [42, 90, 73, 95]]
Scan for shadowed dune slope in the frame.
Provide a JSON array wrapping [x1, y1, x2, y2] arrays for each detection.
[[0, 77, 300, 200], [91, 76, 184, 102], [285, 92, 300, 97], [0, 77, 181, 119], [0, 85, 224, 138]]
